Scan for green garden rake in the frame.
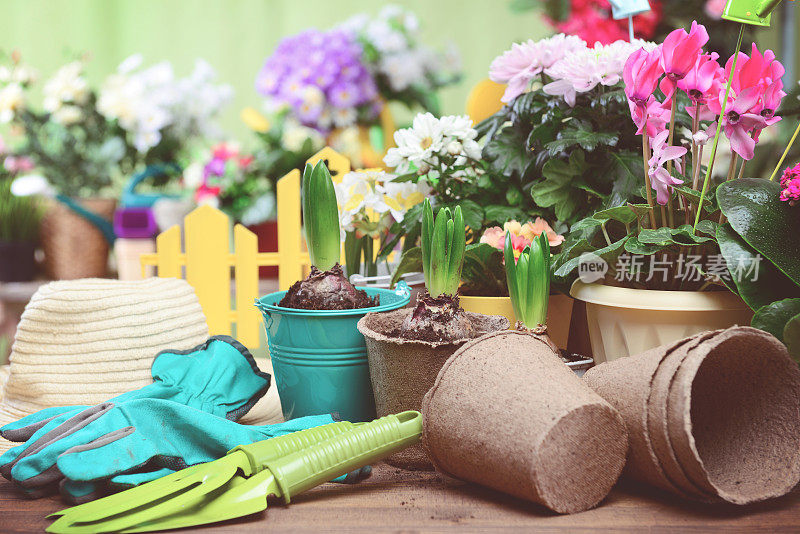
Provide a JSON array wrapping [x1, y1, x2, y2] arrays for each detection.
[[47, 411, 422, 533]]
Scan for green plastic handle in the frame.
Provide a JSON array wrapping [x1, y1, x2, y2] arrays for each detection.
[[230, 421, 357, 477], [266, 411, 422, 503]]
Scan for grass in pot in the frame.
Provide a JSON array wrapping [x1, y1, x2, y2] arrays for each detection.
[[357, 199, 508, 469], [0, 179, 41, 282], [255, 161, 411, 423]]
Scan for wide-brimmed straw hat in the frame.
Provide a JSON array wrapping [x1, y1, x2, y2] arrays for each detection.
[[0, 278, 210, 453]]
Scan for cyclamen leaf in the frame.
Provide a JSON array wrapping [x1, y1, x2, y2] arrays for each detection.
[[544, 129, 618, 157], [751, 298, 800, 343]]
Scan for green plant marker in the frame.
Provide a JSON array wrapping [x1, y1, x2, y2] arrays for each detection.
[[721, 0, 781, 26], [694, 23, 745, 232], [303, 161, 341, 270]]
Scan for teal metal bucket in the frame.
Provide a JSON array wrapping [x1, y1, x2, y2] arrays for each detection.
[[255, 281, 411, 422]]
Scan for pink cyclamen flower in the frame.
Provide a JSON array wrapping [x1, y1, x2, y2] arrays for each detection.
[[630, 95, 670, 137], [731, 43, 783, 95], [623, 47, 663, 108], [719, 87, 768, 160], [660, 21, 709, 86], [648, 129, 686, 205], [678, 52, 723, 104]]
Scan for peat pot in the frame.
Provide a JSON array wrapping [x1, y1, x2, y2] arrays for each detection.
[[357, 309, 509, 469], [571, 281, 753, 363], [256, 282, 411, 423], [459, 293, 574, 349]]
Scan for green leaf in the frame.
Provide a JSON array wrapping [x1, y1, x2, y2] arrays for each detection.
[[694, 219, 718, 237], [533, 150, 587, 221], [592, 205, 637, 225], [674, 184, 717, 213], [624, 234, 666, 255], [783, 313, 800, 361], [717, 178, 800, 286], [483, 204, 527, 225], [716, 223, 800, 310], [463, 242, 507, 296], [303, 161, 340, 270], [637, 225, 713, 247], [751, 299, 800, 342], [484, 127, 533, 178], [390, 247, 423, 288], [544, 129, 618, 157], [606, 153, 645, 209]]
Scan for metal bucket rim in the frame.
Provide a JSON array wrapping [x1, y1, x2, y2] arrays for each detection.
[[256, 286, 410, 317]]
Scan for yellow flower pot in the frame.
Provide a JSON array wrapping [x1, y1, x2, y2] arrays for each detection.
[[459, 294, 574, 350], [570, 281, 754, 363]]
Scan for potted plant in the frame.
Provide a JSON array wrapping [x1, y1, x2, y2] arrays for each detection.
[[0, 178, 41, 282], [457, 220, 575, 349], [555, 21, 785, 360], [255, 161, 411, 423], [357, 199, 508, 469], [501, 230, 592, 374]]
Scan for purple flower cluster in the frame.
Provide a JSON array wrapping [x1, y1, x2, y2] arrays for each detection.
[[256, 29, 381, 130]]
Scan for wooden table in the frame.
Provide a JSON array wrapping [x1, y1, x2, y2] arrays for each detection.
[[3, 463, 800, 533]]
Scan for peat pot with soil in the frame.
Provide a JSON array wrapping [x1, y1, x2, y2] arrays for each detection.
[[256, 161, 410, 423], [358, 199, 508, 469]]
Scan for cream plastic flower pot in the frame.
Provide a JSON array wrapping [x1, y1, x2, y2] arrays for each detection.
[[570, 281, 753, 363], [459, 294, 573, 350]]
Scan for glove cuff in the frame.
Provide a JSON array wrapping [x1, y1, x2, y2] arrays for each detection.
[[149, 336, 271, 420]]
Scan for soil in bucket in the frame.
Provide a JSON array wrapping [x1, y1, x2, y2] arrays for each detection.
[[358, 291, 508, 469], [279, 263, 377, 310]]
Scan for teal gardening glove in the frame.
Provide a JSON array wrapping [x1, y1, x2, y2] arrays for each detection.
[[5, 400, 369, 502], [0, 336, 271, 496]]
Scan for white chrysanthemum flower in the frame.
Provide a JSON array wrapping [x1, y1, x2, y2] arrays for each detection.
[[543, 39, 654, 107]]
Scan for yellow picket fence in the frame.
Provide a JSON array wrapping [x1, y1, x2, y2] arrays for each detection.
[[139, 147, 354, 349]]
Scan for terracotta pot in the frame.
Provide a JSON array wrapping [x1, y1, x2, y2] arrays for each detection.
[[459, 293, 574, 349], [357, 309, 508, 470], [0, 241, 36, 282], [40, 198, 116, 280], [570, 281, 753, 363]]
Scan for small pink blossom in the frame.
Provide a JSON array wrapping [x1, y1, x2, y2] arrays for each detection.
[[780, 165, 800, 205], [648, 129, 686, 205], [678, 52, 723, 104]]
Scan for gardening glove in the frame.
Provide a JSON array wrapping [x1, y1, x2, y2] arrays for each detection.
[[0, 336, 270, 481], [3, 399, 370, 503]]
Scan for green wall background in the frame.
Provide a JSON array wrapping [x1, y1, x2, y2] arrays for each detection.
[[0, 0, 552, 144], [0, 0, 794, 145]]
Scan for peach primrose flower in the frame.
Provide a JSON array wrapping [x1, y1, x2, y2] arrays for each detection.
[[521, 218, 566, 247], [480, 219, 565, 261]]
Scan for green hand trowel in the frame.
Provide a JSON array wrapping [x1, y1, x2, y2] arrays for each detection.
[[47, 411, 422, 533]]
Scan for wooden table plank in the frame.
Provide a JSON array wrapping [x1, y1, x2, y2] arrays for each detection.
[[2, 463, 799, 533]]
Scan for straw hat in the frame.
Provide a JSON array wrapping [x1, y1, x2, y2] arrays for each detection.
[[0, 278, 210, 453]]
